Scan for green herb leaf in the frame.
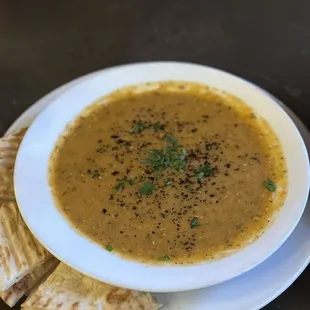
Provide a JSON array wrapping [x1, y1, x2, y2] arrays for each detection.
[[152, 122, 164, 132], [92, 171, 101, 179], [106, 245, 113, 252], [139, 182, 154, 195], [165, 134, 178, 145], [127, 179, 135, 185], [155, 171, 163, 180], [131, 121, 148, 134], [188, 187, 194, 193], [190, 218, 200, 228], [159, 254, 170, 261], [113, 178, 135, 190], [113, 179, 126, 190], [194, 163, 215, 181], [164, 179, 173, 186], [131, 121, 165, 134], [140, 144, 188, 173], [263, 180, 276, 191]]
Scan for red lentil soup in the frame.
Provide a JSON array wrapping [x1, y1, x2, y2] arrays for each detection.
[[49, 82, 287, 264]]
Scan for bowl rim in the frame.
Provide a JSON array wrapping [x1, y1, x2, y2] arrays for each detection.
[[14, 62, 310, 292]]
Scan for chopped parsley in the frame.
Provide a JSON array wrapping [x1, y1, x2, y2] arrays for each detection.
[[158, 254, 170, 261], [131, 121, 148, 134], [131, 121, 164, 134], [139, 182, 154, 195], [92, 171, 101, 179], [87, 169, 101, 179], [152, 122, 164, 131], [165, 134, 178, 146], [187, 187, 194, 193], [106, 245, 113, 252], [263, 180, 276, 192], [190, 218, 200, 228], [194, 163, 215, 181], [140, 141, 188, 173], [113, 178, 135, 190], [164, 179, 173, 186]]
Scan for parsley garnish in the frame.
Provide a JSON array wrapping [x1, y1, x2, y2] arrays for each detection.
[[140, 139, 188, 173], [92, 171, 101, 179], [152, 122, 164, 132], [131, 121, 148, 134], [87, 169, 101, 179], [131, 121, 164, 134], [106, 245, 113, 252], [113, 178, 135, 190], [139, 182, 154, 195], [194, 163, 215, 181], [165, 134, 178, 146], [190, 218, 200, 228], [263, 180, 276, 191], [164, 179, 173, 186], [159, 254, 170, 261]]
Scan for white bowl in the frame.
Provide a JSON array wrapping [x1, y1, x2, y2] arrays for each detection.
[[14, 62, 310, 292]]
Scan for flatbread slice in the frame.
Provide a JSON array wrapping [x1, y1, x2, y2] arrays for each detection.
[[0, 128, 27, 165], [22, 262, 161, 310], [0, 128, 27, 201], [0, 201, 52, 290], [0, 165, 15, 202], [0, 258, 59, 307]]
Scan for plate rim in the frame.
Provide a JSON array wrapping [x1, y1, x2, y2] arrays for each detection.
[[13, 62, 310, 292], [8, 62, 310, 308]]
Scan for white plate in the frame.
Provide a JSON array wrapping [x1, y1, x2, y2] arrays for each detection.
[[13, 63, 310, 292], [8, 65, 310, 309]]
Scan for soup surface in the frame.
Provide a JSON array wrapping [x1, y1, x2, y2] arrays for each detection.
[[49, 82, 287, 264]]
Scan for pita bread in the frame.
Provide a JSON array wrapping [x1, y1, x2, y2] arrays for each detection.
[[22, 263, 161, 310], [0, 165, 15, 202], [0, 128, 27, 164], [0, 258, 59, 307], [0, 128, 27, 201], [0, 201, 51, 290]]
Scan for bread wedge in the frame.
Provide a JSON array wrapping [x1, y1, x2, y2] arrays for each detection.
[[22, 262, 161, 310], [0, 258, 59, 307], [0, 201, 51, 290], [0, 128, 27, 201]]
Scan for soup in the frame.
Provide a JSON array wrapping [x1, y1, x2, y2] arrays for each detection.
[[49, 82, 287, 264]]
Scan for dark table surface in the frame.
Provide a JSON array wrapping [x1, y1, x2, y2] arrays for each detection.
[[1, 1, 310, 309]]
